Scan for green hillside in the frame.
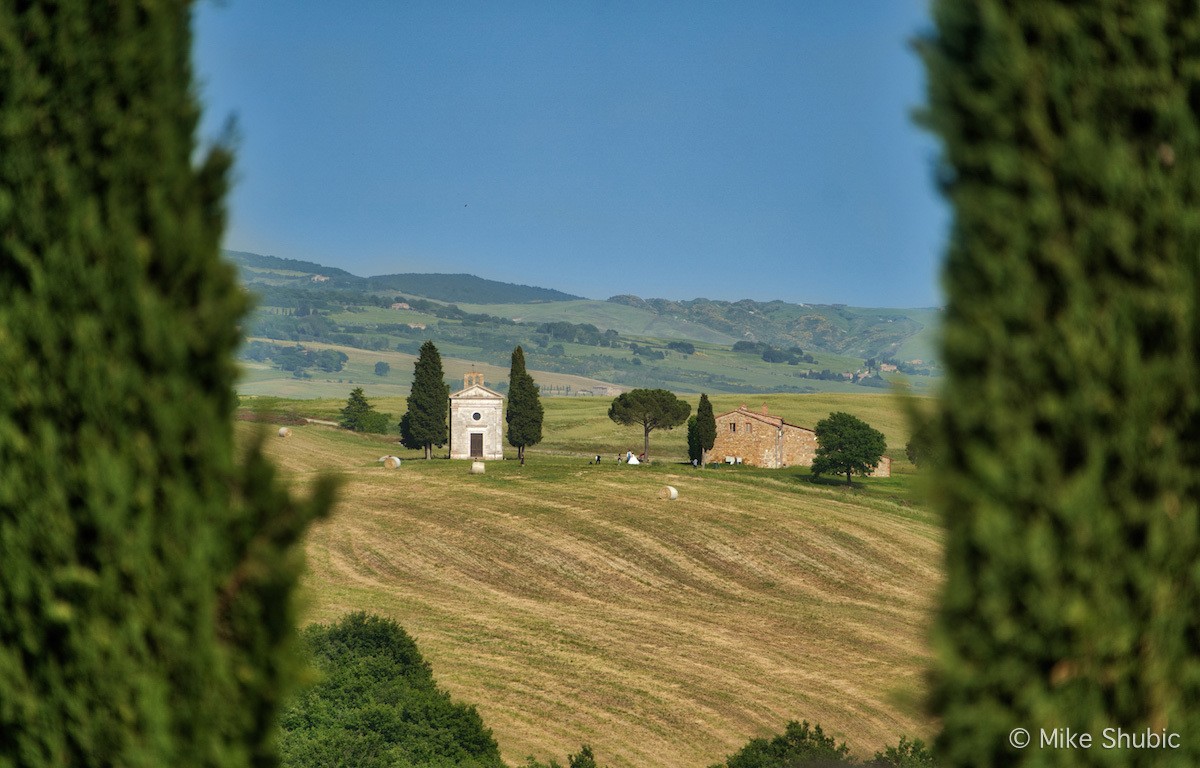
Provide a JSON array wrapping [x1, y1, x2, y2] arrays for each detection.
[[228, 249, 942, 395], [237, 339, 614, 400], [608, 296, 943, 361], [235, 335, 928, 399], [454, 299, 737, 344]]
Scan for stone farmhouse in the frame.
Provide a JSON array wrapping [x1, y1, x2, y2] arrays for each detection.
[[712, 404, 818, 469], [449, 372, 504, 460], [710, 404, 890, 477]]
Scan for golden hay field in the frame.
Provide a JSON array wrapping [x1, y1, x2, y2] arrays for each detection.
[[245, 401, 941, 767]]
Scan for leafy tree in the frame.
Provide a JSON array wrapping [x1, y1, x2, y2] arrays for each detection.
[[919, 2, 1200, 765], [506, 346, 543, 465], [857, 375, 890, 389], [716, 720, 851, 768], [0, 3, 334, 765], [868, 736, 937, 768], [568, 745, 600, 768], [340, 387, 371, 430], [695, 393, 717, 467], [810, 412, 886, 486], [400, 341, 449, 459], [521, 744, 606, 768], [280, 613, 504, 768], [607, 389, 691, 461], [733, 340, 767, 354], [312, 348, 348, 372], [374, 360, 390, 376], [339, 387, 392, 434]]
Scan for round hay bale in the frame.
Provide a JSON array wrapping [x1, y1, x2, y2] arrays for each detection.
[[277, 427, 292, 438], [470, 461, 486, 475], [659, 485, 678, 501], [383, 456, 401, 469]]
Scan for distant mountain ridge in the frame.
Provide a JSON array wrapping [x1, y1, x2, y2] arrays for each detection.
[[364, 273, 582, 303], [226, 250, 358, 279], [226, 250, 582, 304]]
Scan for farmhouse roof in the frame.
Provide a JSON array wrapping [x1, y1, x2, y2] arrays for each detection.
[[716, 405, 814, 433]]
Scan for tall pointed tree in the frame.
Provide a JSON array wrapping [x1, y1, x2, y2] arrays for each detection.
[[0, 2, 333, 765], [695, 393, 717, 467], [505, 346, 543, 466], [400, 341, 449, 459], [686, 416, 702, 463], [920, 2, 1200, 765]]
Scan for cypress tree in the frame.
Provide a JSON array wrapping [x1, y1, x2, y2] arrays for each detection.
[[686, 416, 702, 464], [339, 387, 372, 431], [505, 346, 543, 465], [0, 3, 333, 766], [695, 393, 717, 467], [400, 341, 448, 459], [339, 387, 390, 434], [920, 2, 1200, 765]]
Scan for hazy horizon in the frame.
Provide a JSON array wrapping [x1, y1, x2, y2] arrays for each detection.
[[228, 247, 946, 310]]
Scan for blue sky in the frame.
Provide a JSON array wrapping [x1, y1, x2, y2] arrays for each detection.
[[193, 2, 948, 308]]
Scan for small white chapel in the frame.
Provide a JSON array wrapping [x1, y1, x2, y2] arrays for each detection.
[[448, 372, 505, 460]]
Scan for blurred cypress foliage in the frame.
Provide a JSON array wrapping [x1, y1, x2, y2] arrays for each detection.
[[0, 3, 333, 766], [919, 2, 1200, 766]]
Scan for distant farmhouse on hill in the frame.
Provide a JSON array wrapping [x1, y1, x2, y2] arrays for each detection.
[[711, 404, 890, 477]]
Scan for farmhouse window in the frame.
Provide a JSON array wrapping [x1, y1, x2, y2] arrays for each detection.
[[730, 423, 736, 433], [746, 422, 753, 434]]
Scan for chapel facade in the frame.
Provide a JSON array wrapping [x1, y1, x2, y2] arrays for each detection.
[[449, 372, 505, 460]]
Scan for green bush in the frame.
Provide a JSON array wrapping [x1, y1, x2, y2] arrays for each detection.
[[522, 744, 606, 768], [714, 725, 935, 768], [868, 736, 936, 767], [280, 613, 504, 768], [715, 721, 852, 768]]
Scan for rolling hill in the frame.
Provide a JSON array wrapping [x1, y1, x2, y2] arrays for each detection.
[[365, 273, 583, 304], [607, 296, 942, 360], [245, 392, 939, 768]]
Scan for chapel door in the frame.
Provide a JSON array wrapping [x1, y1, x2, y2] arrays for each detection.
[[470, 432, 484, 458]]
